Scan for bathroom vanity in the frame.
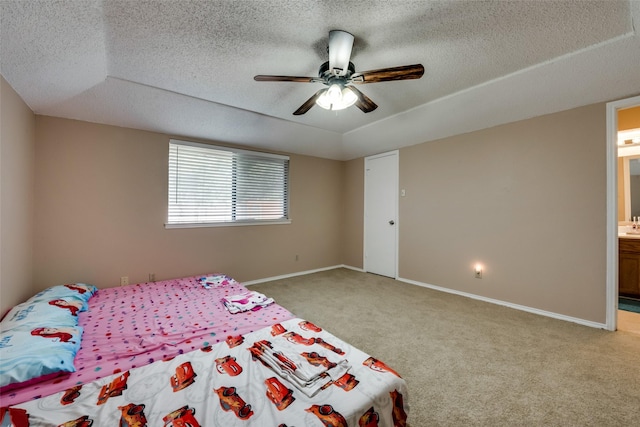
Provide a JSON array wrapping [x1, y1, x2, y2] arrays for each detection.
[[619, 236, 640, 298]]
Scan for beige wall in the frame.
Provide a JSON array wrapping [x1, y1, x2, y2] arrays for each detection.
[[0, 76, 36, 315], [342, 158, 364, 269], [618, 105, 640, 131], [33, 116, 343, 289], [618, 157, 626, 222], [618, 106, 640, 221], [396, 103, 607, 323], [0, 74, 613, 325]]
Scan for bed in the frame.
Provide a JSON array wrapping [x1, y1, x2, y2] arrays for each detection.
[[1, 274, 409, 426]]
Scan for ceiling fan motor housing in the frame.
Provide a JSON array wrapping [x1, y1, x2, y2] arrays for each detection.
[[319, 61, 356, 84]]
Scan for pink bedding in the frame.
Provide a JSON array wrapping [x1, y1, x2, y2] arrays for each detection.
[[0, 274, 294, 406]]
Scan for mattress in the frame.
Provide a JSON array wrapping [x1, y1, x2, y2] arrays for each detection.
[[1, 274, 294, 406], [7, 317, 409, 426]]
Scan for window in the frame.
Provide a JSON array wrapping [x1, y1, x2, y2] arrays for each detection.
[[167, 139, 290, 227]]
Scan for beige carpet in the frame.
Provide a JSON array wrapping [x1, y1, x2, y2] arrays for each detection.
[[251, 268, 640, 426]]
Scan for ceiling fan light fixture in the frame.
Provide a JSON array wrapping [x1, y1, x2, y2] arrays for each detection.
[[255, 30, 423, 115], [316, 84, 357, 111]]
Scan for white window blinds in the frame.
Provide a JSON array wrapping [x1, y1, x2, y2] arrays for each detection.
[[167, 140, 289, 227]]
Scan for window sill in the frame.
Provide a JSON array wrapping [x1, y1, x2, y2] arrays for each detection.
[[165, 219, 292, 229]]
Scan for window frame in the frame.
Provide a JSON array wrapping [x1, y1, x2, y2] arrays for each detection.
[[165, 139, 291, 229]]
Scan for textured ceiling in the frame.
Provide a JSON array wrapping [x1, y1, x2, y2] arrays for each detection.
[[1, 0, 639, 160]]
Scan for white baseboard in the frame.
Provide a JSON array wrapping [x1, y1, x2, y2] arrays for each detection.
[[341, 264, 365, 273], [244, 267, 604, 330], [397, 276, 608, 330], [243, 265, 351, 286]]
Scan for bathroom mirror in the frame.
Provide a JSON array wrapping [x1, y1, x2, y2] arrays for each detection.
[[620, 154, 640, 221], [629, 157, 640, 219], [617, 124, 640, 222]]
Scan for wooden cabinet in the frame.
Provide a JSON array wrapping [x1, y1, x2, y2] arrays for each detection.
[[619, 238, 640, 298]]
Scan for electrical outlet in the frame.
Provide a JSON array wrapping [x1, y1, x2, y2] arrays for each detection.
[[149, 273, 156, 282], [120, 276, 129, 286], [295, 254, 299, 261], [474, 264, 483, 279]]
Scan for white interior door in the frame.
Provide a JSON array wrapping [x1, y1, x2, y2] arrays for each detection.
[[364, 151, 398, 278]]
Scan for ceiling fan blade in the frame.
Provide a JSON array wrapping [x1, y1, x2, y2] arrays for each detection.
[[348, 86, 378, 113], [351, 64, 425, 83], [293, 89, 326, 115], [328, 30, 354, 77], [254, 75, 322, 83]]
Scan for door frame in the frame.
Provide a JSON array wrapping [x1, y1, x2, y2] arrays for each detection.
[[605, 94, 640, 331], [363, 150, 399, 278]]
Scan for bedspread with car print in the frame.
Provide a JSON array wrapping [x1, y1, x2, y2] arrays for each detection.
[[5, 318, 409, 426]]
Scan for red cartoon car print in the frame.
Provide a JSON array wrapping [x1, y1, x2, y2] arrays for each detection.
[[359, 406, 379, 427], [226, 334, 244, 348], [264, 377, 295, 410], [390, 389, 408, 427], [214, 386, 254, 420], [0, 408, 30, 426], [274, 351, 298, 371], [363, 357, 401, 378], [248, 340, 278, 370], [302, 352, 336, 369], [97, 371, 130, 405], [61, 385, 83, 405], [299, 320, 322, 332], [314, 337, 344, 355], [119, 403, 147, 427], [271, 323, 286, 336], [333, 372, 359, 391], [306, 404, 347, 427], [215, 355, 243, 376], [58, 415, 93, 427], [248, 339, 272, 359], [171, 362, 197, 391], [283, 331, 315, 345], [64, 284, 91, 294], [163, 405, 200, 427]]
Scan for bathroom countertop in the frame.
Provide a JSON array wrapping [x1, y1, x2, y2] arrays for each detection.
[[618, 225, 640, 239], [620, 233, 640, 239]]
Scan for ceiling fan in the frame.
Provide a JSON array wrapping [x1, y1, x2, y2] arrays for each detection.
[[254, 30, 425, 115]]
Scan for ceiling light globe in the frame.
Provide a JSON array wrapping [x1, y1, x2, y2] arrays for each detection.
[[326, 84, 342, 103], [316, 85, 357, 111], [341, 87, 357, 108]]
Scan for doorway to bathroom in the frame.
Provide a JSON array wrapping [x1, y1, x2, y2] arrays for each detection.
[[607, 94, 640, 335]]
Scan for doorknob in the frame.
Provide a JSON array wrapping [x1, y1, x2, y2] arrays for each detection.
[[389, 220, 395, 225]]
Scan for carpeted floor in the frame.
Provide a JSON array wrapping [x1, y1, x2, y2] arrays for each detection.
[[251, 268, 640, 426], [619, 297, 640, 314]]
